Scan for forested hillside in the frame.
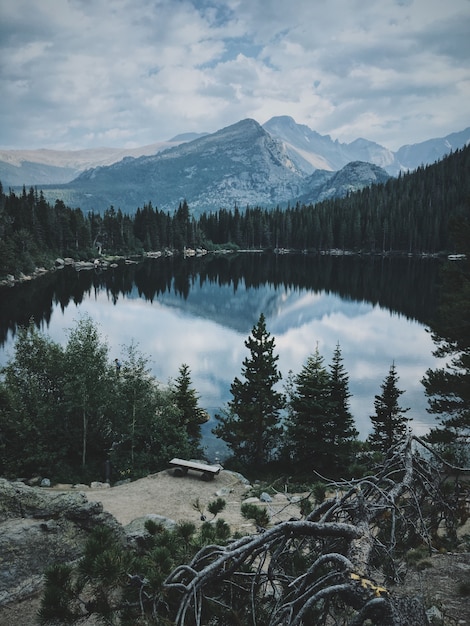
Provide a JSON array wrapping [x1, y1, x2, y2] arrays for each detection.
[[0, 145, 469, 279]]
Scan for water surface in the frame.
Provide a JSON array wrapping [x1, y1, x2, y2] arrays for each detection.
[[0, 253, 444, 455]]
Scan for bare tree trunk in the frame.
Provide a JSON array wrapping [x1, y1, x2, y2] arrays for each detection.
[[82, 409, 87, 468]]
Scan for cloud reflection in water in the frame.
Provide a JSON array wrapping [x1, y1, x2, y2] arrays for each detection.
[[9, 282, 441, 442]]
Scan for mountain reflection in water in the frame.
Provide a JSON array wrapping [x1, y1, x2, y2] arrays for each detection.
[[0, 253, 443, 448]]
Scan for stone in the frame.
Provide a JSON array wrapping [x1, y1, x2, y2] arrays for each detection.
[[40, 478, 51, 487], [426, 605, 443, 624], [243, 497, 261, 504], [260, 492, 272, 503], [225, 470, 251, 485], [0, 478, 121, 607]]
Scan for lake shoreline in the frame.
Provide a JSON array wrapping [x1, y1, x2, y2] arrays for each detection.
[[0, 246, 444, 290]]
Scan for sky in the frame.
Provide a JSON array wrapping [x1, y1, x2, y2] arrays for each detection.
[[1, 0, 469, 152]]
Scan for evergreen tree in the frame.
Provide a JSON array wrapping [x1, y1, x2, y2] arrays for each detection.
[[213, 313, 284, 468], [368, 363, 410, 453], [422, 214, 470, 464], [284, 345, 334, 473], [329, 343, 359, 470], [172, 363, 209, 456]]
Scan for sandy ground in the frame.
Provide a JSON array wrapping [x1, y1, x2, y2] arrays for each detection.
[[84, 468, 299, 532]]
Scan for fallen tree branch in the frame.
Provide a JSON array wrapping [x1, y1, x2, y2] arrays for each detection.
[[164, 434, 467, 625]]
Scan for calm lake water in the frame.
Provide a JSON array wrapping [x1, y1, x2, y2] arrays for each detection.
[[0, 252, 444, 458]]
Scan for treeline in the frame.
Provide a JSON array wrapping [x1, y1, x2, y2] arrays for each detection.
[[0, 317, 209, 483], [201, 143, 470, 253], [0, 313, 409, 484], [1, 145, 469, 278]]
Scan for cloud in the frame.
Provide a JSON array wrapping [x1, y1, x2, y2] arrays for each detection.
[[0, 0, 469, 150]]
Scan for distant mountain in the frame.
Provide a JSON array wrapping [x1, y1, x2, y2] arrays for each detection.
[[2, 116, 468, 215], [299, 161, 391, 205], [37, 120, 393, 215], [0, 159, 79, 187], [0, 140, 190, 186], [263, 115, 470, 176], [395, 127, 470, 170], [262, 116, 396, 173], [40, 119, 307, 215]]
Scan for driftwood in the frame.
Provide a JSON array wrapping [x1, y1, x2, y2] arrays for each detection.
[[165, 435, 467, 625]]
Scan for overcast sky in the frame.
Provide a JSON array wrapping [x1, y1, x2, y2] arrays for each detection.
[[1, 0, 469, 152]]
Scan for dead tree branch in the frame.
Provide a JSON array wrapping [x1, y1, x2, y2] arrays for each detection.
[[165, 435, 467, 625]]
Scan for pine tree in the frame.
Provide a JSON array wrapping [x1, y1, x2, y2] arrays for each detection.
[[173, 363, 209, 456], [421, 214, 470, 464], [368, 363, 410, 453], [284, 345, 334, 473], [329, 343, 358, 470], [213, 313, 284, 468]]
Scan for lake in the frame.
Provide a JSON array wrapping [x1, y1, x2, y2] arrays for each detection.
[[0, 252, 444, 459]]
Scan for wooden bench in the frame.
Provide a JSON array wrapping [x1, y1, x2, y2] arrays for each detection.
[[169, 458, 222, 481]]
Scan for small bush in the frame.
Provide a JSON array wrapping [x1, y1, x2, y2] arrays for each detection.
[[241, 502, 270, 528]]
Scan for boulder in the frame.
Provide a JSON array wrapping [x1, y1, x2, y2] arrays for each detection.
[[0, 478, 122, 607], [260, 492, 272, 503], [90, 481, 110, 489]]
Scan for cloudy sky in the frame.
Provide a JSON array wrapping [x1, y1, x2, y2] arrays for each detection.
[[1, 0, 469, 152]]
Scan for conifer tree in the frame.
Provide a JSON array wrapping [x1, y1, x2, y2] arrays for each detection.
[[368, 362, 410, 453], [284, 345, 334, 473], [213, 313, 284, 467], [172, 363, 209, 455], [329, 343, 358, 469], [421, 214, 470, 464]]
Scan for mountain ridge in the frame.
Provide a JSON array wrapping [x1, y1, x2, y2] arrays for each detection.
[[2, 117, 468, 184], [1, 117, 469, 215]]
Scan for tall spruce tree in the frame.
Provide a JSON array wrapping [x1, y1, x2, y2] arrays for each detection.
[[329, 343, 359, 470], [368, 362, 410, 453], [172, 363, 209, 456], [284, 345, 334, 473], [213, 313, 284, 468]]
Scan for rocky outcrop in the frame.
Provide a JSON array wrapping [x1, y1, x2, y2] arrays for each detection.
[[0, 478, 122, 607]]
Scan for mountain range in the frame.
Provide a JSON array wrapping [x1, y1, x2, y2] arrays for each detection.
[[1, 116, 469, 216]]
